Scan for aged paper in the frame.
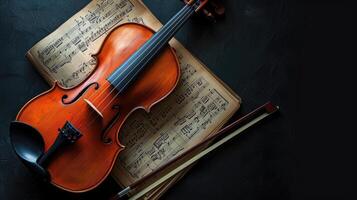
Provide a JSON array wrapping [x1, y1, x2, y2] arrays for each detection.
[[114, 46, 239, 185], [26, 0, 241, 197]]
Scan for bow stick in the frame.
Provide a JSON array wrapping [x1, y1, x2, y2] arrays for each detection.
[[111, 102, 279, 200]]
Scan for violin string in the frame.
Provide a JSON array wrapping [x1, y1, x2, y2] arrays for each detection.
[[76, 4, 195, 133], [72, 5, 190, 112], [105, 6, 195, 104], [96, 0, 200, 103], [112, 5, 195, 92], [93, 4, 192, 110], [98, 5, 195, 112], [72, 4, 190, 123], [78, 5, 193, 129]]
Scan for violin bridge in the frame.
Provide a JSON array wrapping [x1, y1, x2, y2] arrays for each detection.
[[84, 99, 104, 118]]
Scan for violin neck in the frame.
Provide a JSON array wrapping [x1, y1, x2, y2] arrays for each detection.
[[107, 1, 200, 93]]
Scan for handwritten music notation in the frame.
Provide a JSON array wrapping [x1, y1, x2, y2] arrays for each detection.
[[117, 52, 230, 180]]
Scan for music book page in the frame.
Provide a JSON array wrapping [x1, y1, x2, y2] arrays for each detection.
[[26, 0, 241, 197]]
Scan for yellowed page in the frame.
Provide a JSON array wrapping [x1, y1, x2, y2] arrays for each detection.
[[25, 0, 241, 197], [112, 41, 240, 185]]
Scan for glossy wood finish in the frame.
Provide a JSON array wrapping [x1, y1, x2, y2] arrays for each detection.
[[15, 23, 180, 192]]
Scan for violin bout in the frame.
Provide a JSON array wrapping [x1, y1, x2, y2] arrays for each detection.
[[10, 23, 180, 192]]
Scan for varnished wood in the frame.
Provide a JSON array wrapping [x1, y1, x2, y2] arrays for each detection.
[[15, 23, 180, 192]]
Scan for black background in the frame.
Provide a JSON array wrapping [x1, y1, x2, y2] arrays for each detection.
[[0, 0, 355, 199]]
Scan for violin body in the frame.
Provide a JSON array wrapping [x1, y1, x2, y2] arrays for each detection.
[[15, 23, 180, 192]]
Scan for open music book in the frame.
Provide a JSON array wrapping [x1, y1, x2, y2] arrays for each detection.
[[26, 0, 241, 198]]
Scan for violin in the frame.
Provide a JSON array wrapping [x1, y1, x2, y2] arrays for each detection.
[[9, 0, 224, 193]]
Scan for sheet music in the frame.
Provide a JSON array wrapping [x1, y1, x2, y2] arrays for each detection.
[[27, 0, 240, 189], [113, 40, 240, 185], [116, 51, 233, 181]]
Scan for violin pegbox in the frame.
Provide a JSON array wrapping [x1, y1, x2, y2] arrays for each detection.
[[183, 0, 225, 22]]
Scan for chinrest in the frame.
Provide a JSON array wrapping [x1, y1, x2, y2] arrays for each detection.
[[9, 121, 49, 180]]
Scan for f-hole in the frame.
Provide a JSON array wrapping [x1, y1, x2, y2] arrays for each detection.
[[62, 82, 99, 105]]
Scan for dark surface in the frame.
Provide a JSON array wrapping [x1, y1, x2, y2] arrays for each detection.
[[0, 0, 354, 200]]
